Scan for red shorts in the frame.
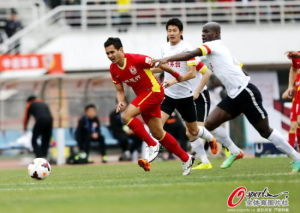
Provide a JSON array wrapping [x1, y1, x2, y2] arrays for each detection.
[[131, 90, 164, 124], [290, 98, 300, 121]]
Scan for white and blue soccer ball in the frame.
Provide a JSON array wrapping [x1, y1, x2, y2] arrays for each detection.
[[28, 158, 51, 180]]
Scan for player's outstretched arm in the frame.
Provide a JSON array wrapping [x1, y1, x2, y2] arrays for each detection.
[[155, 48, 202, 65], [162, 65, 197, 88], [114, 83, 127, 113], [282, 66, 297, 99], [193, 68, 212, 100], [158, 63, 184, 82]]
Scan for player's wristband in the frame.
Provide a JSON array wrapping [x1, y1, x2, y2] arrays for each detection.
[[171, 72, 181, 81]]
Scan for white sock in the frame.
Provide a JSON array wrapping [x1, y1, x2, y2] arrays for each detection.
[[211, 127, 240, 155], [190, 138, 210, 164], [268, 129, 300, 161], [197, 126, 213, 141]]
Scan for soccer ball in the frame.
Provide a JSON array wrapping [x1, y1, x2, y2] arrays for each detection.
[[28, 158, 51, 180]]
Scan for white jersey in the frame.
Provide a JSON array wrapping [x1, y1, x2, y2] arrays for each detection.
[[161, 40, 196, 99], [199, 40, 250, 98], [190, 60, 208, 93]]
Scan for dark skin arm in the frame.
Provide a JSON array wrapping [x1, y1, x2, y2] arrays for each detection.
[[155, 49, 202, 65]]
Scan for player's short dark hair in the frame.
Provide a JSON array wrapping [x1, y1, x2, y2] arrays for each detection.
[[26, 95, 36, 102], [104, 37, 123, 50], [85, 104, 96, 111], [166, 18, 183, 41]]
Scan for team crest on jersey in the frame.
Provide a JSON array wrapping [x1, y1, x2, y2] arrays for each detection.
[[129, 66, 137, 75], [145, 57, 153, 65]]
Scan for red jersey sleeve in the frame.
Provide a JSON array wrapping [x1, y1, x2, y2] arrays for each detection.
[[110, 65, 121, 85], [132, 54, 154, 69], [292, 57, 300, 69]]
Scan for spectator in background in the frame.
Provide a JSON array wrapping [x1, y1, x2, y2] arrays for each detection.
[[4, 9, 23, 53], [162, 112, 188, 160], [75, 104, 107, 163], [116, 0, 132, 33], [23, 96, 53, 158], [63, 0, 81, 5], [109, 110, 143, 161]]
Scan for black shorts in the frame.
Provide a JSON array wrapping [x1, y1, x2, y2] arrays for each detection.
[[217, 83, 268, 125], [194, 89, 210, 122], [161, 95, 197, 123]]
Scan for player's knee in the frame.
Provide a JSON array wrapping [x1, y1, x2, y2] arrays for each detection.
[[121, 113, 131, 124], [188, 128, 199, 137], [204, 121, 214, 131], [186, 130, 192, 138], [151, 130, 164, 140], [258, 128, 272, 139]]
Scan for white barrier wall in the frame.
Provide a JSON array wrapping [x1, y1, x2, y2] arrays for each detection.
[[38, 25, 300, 71]]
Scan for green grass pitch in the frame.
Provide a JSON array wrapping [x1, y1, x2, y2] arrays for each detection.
[[0, 157, 299, 213]]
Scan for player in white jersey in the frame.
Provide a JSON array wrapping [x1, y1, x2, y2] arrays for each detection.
[[190, 61, 215, 170], [156, 18, 218, 167], [155, 22, 300, 172]]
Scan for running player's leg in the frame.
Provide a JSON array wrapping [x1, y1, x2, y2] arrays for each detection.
[[204, 98, 244, 169], [160, 95, 176, 126], [251, 117, 300, 165], [141, 92, 194, 175], [244, 83, 300, 172], [121, 103, 157, 147], [289, 122, 297, 149], [193, 90, 218, 156], [174, 96, 213, 168], [147, 116, 193, 175], [205, 105, 242, 156], [191, 94, 213, 169], [147, 117, 189, 162], [289, 100, 298, 149], [296, 103, 300, 151], [176, 96, 215, 150]]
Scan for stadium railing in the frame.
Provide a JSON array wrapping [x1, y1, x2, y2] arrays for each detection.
[[1, 1, 300, 53]]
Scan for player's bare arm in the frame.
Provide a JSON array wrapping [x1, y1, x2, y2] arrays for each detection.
[[155, 48, 202, 65], [150, 67, 164, 73], [114, 83, 127, 113], [282, 66, 297, 99], [158, 63, 184, 82], [163, 65, 197, 88], [193, 68, 212, 100]]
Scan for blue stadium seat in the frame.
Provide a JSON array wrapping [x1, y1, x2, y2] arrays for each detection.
[[52, 128, 76, 147], [100, 126, 118, 145]]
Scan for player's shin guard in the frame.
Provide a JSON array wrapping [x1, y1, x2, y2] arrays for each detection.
[[268, 129, 300, 161], [190, 138, 210, 164], [127, 117, 157, 147], [289, 131, 296, 148], [197, 126, 213, 141], [160, 132, 189, 162], [211, 127, 240, 155]]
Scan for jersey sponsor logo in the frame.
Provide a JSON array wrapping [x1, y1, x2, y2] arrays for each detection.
[[168, 61, 181, 68], [124, 75, 141, 84], [129, 66, 137, 75]]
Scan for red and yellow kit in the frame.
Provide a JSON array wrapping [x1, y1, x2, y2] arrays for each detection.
[[196, 61, 209, 73], [110, 53, 164, 123], [290, 73, 300, 121], [292, 52, 300, 69]]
